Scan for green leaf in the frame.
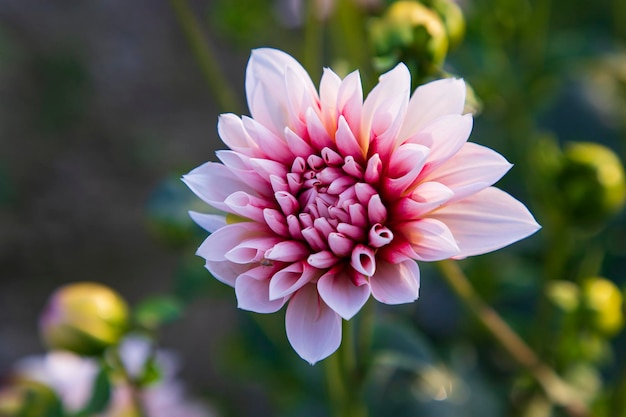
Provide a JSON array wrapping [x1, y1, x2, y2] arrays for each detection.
[[15, 382, 64, 417], [134, 295, 184, 330], [74, 367, 111, 416]]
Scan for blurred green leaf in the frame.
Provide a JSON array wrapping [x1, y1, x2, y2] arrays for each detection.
[[12, 381, 63, 417], [74, 367, 111, 416], [134, 295, 184, 330]]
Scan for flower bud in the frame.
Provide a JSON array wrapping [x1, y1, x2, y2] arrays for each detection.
[[428, 0, 465, 49], [0, 380, 60, 417], [369, 0, 448, 74], [582, 277, 623, 336], [40, 282, 129, 355], [546, 280, 580, 312], [556, 142, 626, 229]]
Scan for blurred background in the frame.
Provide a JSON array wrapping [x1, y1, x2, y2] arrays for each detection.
[[0, 0, 625, 416]]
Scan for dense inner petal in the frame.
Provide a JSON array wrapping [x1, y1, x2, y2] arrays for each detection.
[[261, 145, 394, 276]]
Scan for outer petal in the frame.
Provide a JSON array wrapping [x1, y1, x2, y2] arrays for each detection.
[[421, 142, 513, 203], [188, 211, 226, 233], [392, 182, 454, 219], [364, 64, 411, 158], [400, 218, 461, 261], [336, 70, 363, 140], [245, 48, 319, 136], [370, 260, 420, 305], [383, 143, 430, 196], [182, 162, 258, 212], [236, 268, 286, 313], [196, 222, 269, 285], [430, 187, 541, 258], [218, 113, 263, 158], [399, 78, 466, 141], [318, 267, 371, 320], [269, 261, 319, 300], [216, 150, 273, 194], [286, 284, 342, 364], [407, 114, 473, 175], [319, 67, 341, 128]]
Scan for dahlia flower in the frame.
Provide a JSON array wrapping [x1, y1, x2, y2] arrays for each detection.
[[184, 48, 540, 364]]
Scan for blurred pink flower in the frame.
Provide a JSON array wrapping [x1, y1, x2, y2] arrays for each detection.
[[184, 48, 540, 364]]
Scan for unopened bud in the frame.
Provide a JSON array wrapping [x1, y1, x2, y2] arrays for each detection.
[[370, 0, 448, 74], [429, 0, 465, 49], [556, 142, 626, 229], [40, 282, 129, 355], [0, 380, 60, 417], [546, 280, 580, 312], [582, 277, 623, 336]]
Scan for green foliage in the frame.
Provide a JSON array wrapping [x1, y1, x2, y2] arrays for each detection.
[[133, 295, 184, 330], [73, 367, 111, 417]]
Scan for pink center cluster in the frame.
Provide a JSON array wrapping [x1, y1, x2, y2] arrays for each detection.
[[184, 48, 540, 364], [265, 147, 392, 279]]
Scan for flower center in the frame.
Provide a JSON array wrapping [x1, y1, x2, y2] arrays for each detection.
[[268, 147, 393, 274]]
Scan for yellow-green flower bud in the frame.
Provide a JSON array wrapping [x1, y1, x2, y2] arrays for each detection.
[[582, 277, 623, 336], [370, 0, 448, 74], [556, 142, 626, 228], [428, 0, 465, 49], [546, 280, 580, 312], [0, 380, 60, 417], [40, 282, 129, 355]]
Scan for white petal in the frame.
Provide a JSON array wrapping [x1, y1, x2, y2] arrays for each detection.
[[318, 268, 371, 320], [216, 150, 273, 193], [430, 187, 541, 258], [370, 260, 420, 305], [218, 114, 263, 157], [401, 218, 461, 261], [393, 182, 454, 218], [399, 78, 466, 141], [196, 222, 269, 286], [196, 222, 268, 262], [286, 284, 342, 364], [336, 70, 363, 138], [204, 260, 251, 287], [319, 67, 341, 130], [269, 261, 318, 300], [409, 114, 473, 174], [188, 211, 226, 233], [421, 142, 513, 203], [182, 162, 258, 212], [236, 272, 286, 313], [245, 48, 318, 136], [363, 64, 410, 157]]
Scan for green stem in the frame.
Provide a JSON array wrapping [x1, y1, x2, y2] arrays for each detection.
[[303, 0, 324, 76], [331, 0, 373, 87], [169, 0, 240, 112], [324, 351, 346, 417], [357, 299, 375, 375], [436, 260, 590, 417], [109, 349, 147, 417], [325, 319, 368, 417]]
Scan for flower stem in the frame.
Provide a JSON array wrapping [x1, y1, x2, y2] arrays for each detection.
[[331, 0, 373, 87], [303, 0, 324, 76], [169, 0, 240, 112], [325, 319, 369, 417], [436, 260, 590, 417], [109, 348, 147, 417]]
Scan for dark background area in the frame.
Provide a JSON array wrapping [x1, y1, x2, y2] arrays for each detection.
[[0, 0, 255, 407]]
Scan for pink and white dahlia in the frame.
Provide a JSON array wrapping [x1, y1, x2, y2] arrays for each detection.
[[184, 48, 540, 364]]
